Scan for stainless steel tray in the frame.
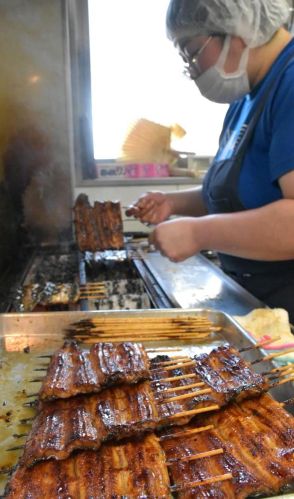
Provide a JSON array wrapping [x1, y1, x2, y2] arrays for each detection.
[[0, 308, 293, 498]]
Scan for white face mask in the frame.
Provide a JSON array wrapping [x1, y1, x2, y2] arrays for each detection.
[[196, 36, 250, 104]]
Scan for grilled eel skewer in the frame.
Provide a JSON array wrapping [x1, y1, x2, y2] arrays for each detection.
[[5, 394, 294, 499], [73, 194, 124, 252], [20, 344, 269, 467], [37, 341, 150, 401], [4, 433, 171, 499], [37, 341, 267, 403], [161, 393, 294, 498]]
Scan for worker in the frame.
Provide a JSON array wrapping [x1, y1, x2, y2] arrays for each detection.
[[126, 0, 294, 322]]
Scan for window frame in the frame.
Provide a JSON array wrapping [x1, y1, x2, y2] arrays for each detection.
[[66, 0, 206, 186]]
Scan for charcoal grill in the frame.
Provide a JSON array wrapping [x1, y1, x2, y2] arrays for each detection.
[[0, 238, 173, 314]]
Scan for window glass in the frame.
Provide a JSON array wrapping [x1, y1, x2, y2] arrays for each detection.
[[88, 0, 228, 160]]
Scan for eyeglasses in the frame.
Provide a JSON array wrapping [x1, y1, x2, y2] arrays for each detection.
[[181, 36, 213, 80]]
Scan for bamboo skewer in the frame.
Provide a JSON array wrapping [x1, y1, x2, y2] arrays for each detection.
[[69, 326, 216, 335], [262, 363, 294, 375], [71, 325, 215, 333], [278, 366, 294, 376], [70, 329, 218, 337], [252, 348, 294, 364], [146, 348, 183, 353], [162, 387, 212, 403], [78, 335, 210, 344], [6, 445, 25, 452], [170, 473, 233, 492], [267, 366, 294, 381], [70, 338, 211, 345], [159, 424, 214, 441], [150, 357, 190, 366], [72, 328, 219, 336], [274, 363, 294, 372], [74, 333, 210, 340], [19, 417, 35, 424], [12, 433, 28, 439], [80, 283, 106, 288], [23, 401, 37, 408], [73, 328, 216, 335], [270, 374, 294, 388], [152, 373, 197, 383], [167, 448, 223, 465], [152, 360, 196, 371], [74, 316, 213, 325], [79, 294, 107, 299], [167, 404, 219, 420], [158, 381, 205, 394], [239, 336, 281, 352]]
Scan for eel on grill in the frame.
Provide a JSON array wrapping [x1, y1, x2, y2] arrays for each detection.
[[16, 282, 80, 312], [38, 341, 150, 401], [73, 193, 124, 252], [4, 434, 171, 499], [160, 393, 294, 498], [21, 345, 269, 468]]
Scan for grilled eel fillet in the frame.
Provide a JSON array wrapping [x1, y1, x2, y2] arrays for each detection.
[[39, 341, 150, 401], [21, 349, 269, 468], [4, 434, 171, 499], [193, 344, 268, 402], [151, 344, 269, 406], [161, 393, 294, 498], [22, 378, 202, 467], [39, 343, 267, 403], [73, 194, 124, 251]]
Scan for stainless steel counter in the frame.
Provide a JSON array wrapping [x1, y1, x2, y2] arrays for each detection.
[[142, 251, 265, 315]]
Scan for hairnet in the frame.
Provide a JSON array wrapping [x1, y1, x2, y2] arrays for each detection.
[[166, 0, 290, 48]]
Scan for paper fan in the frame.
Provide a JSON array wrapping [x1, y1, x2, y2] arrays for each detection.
[[120, 118, 186, 164]]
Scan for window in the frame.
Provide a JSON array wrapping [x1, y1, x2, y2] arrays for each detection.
[[88, 0, 227, 162]]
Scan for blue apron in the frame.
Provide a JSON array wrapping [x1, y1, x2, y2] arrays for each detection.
[[202, 54, 294, 322]]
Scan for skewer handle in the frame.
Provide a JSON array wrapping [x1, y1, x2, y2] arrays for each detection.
[[168, 404, 219, 420], [162, 387, 211, 403], [167, 448, 223, 465], [253, 347, 294, 364], [170, 473, 232, 492], [158, 381, 205, 394], [160, 424, 214, 441], [239, 336, 281, 352]]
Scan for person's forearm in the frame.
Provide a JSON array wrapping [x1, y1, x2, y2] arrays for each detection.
[[199, 199, 294, 260], [167, 186, 207, 217]]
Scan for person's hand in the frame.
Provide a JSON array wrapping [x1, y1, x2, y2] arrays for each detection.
[[149, 218, 203, 262], [125, 191, 173, 225]]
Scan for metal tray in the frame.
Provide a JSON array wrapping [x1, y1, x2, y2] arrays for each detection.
[[0, 308, 293, 498], [142, 251, 265, 315]]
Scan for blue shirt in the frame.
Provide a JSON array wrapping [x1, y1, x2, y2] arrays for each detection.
[[215, 37, 294, 209]]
